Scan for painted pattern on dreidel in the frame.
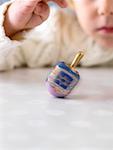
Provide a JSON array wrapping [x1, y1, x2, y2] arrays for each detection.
[[46, 51, 84, 98]]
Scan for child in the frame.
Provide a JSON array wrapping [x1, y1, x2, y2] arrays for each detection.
[[0, 0, 113, 71]]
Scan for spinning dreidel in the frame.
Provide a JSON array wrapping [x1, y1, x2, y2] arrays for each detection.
[[46, 51, 84, 98]]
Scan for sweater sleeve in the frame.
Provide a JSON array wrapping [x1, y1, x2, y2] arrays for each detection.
[[0, 1, 24, 71], [0, 1, 62, 71]]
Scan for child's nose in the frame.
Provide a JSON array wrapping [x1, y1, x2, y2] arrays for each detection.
[[98, 0, 113, 16]]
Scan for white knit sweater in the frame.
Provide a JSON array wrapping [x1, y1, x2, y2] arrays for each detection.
[[0, 1, 113, 71]]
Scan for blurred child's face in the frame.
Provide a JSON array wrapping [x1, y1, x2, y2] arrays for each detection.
[[74, 0, 113, 48]]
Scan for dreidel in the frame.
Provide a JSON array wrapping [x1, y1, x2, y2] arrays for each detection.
[[46, 51, 84, 98]]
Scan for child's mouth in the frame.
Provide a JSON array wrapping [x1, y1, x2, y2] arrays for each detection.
[[97, 27, 113, 34]]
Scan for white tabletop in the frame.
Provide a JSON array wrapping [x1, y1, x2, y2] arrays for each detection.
[[0, 67, 113, 150]]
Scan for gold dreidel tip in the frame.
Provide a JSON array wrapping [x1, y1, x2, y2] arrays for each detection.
[[70, 51, 84, 68]]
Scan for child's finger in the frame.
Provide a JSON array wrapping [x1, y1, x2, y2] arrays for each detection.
[[34, 1, 50, 19]]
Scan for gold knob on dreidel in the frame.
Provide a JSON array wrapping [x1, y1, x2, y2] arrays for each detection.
[[70, 51, 84, 68]]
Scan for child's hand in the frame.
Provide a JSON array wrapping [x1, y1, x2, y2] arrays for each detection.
[[4, 0, 67, 37]]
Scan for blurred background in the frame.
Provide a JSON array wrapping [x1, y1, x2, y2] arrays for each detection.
[[0, 0, 8, 4]]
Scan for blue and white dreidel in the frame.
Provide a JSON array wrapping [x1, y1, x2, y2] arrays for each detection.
[[46, 51, 84, 98]]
